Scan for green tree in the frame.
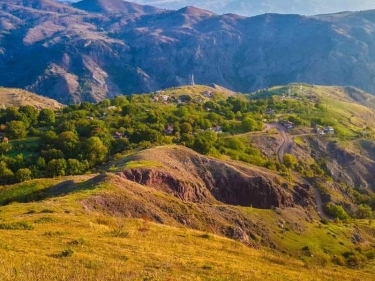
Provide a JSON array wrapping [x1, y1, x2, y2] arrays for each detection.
[[38, 109, 55, 125], [180, 122, 193, 134], [283, 153, 298, 169], [15, 168, 32, 183], [36, 157, 46, 170], [325, 204, 350, 221], [19, 105, 39, 125], [46, 159, 67, 177], [6, 121, 27, 139], [57, 131, 79, 157], [355, 204, 373, 219], [0, 142, 12, 155], [84, 137, 108, 167], [0, 161, 14, 184], [66, 159, 85, 175], [241, 117, 258, 132]]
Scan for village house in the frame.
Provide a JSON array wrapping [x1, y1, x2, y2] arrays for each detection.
[[264, 108, 275, 115], [202, 91, 214, 98], [316, 128, 325, 135], [164, 125, 174, 135], [112, 132, 124, 139], [324, 126, 335, 134], [160, 95, 170, 102], [210, 126, 223, 133], [282, 121, 294, 130]]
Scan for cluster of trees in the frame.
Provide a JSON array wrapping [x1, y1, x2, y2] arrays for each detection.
[[0, 93, 276, 184]]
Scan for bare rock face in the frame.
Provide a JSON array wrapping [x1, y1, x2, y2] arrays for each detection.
[[117, 147, 294, 209]]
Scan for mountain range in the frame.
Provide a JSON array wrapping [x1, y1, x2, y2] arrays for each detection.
[[2, 0, 375, 103], [61, 0, 375, 17]]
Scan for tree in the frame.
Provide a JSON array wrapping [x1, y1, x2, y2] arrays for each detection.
[[325, 204, 350, 221], [15, 168, 32, 183], [6, 121, 27, 139], [66, 159, 85, 175], [0, 161, 14, 184], [38, 109, 55, 125], [57, 131, 79, 157], [241, 117, 258, 132], [283, 153, 298, 169], [355, 204, 373, 219], [19, 105, 39, 125], [46, 159, 67, 177], [180, 122, 193, 134], [36, 157, 46, 170], [84, 137, 108, 167], [0, 142, 12, 155]]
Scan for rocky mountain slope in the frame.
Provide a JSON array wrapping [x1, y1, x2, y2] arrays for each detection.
[[2, 0, 375, 103]]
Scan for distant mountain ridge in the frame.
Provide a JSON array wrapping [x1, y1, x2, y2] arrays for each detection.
[[61, 0, 375, 16], [2, 0, 375, 103]]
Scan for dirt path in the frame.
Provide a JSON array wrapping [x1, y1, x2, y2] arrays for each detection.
[[268, 123, 333, 221], [266, 123, 294, 163]]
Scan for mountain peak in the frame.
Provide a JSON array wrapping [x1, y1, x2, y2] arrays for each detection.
[[72, 0, 161, 15], [177, 6, 216, 17]]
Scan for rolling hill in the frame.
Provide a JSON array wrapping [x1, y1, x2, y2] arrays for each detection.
[[0, 87, 64, 109]]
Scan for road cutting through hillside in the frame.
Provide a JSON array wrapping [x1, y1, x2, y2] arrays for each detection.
[[268, 123, 334, 222]]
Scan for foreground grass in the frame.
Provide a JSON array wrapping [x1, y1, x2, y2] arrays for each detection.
[[0, 200, 372, 281]]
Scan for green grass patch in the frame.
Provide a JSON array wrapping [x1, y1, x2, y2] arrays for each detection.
[[0, 221, 33, 230], [124, 160, 162, 169]]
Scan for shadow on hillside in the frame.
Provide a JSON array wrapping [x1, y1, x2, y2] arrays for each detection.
[[1, 174, 106, 205]]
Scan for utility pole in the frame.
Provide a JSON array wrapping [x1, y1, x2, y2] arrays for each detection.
[[190, 74, 195, 86]]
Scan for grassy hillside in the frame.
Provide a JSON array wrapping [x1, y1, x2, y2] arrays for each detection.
[[1, 84, 375, 279], [0, 171, 375, 280], [0, 87, 64, 110]]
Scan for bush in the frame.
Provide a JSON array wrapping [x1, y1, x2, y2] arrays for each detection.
[[0, 221, 33, 230], [324, 204, 350, 221]]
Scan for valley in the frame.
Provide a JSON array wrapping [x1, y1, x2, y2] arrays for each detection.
[[2, 1, 375, 279], [0, 83, 375, 279]]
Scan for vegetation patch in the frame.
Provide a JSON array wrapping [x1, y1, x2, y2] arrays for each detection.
[[0, 221, 33, 230]]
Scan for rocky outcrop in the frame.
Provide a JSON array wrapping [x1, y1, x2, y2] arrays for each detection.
[[117, 146, 295, 209]]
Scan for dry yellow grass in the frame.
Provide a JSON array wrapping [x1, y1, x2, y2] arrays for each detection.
[[0, 87, 64, 109], [0, 175, 374, 281]]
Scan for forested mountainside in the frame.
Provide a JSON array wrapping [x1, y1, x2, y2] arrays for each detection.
[[2, 0, 375, 103]]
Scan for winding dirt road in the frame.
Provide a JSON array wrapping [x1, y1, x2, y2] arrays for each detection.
[[267, 123, 333, 221], [266, 123, 294, 163]]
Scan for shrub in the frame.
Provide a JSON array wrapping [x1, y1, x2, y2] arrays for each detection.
[[0, 221, 33, 230]]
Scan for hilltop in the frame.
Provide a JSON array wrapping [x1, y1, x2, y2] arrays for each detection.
[[0, 87, 64, 109], [3, 1, 375, 102]]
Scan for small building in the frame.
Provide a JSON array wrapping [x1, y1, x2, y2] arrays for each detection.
[[112, 132, 124, 139], [211, 126, 223, 133], [324, 126, 335, 134], [107, 106, 118, 111], [164, 125, 174, 135], [316, 128, 325, 135], [282, 121, 294, 130], [264, 108, 275, 115], [202, 91, 214, 98], [160, 95, 170, 102]]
